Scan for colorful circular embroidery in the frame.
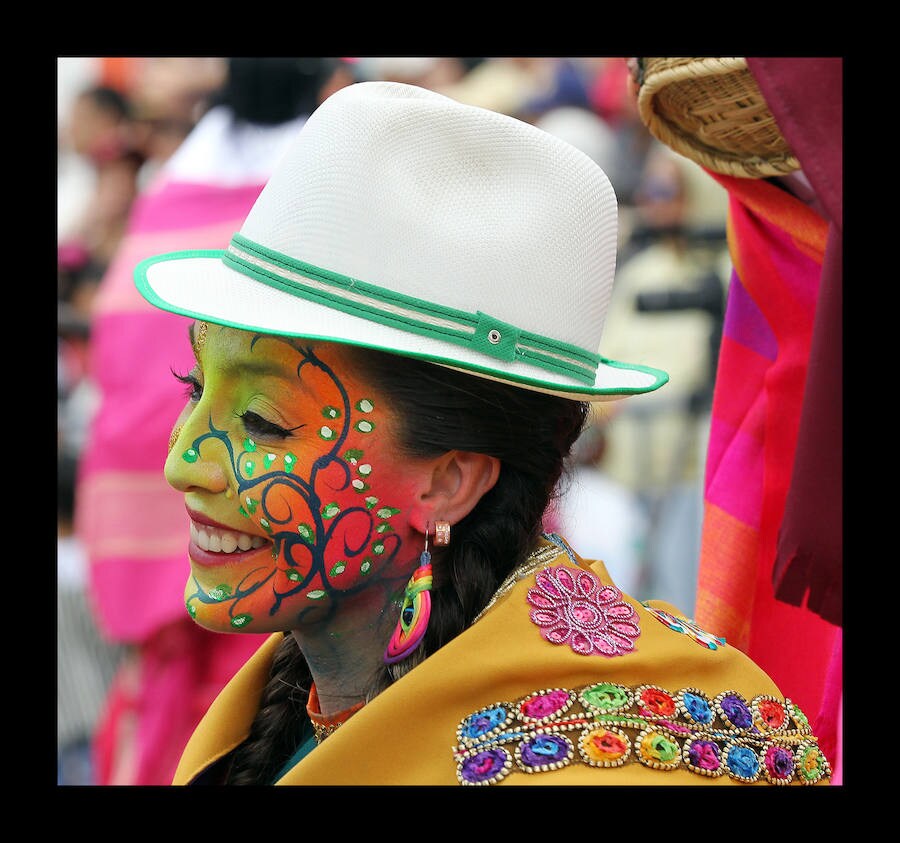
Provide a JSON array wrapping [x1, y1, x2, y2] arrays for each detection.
[[457, 748, 513, 785], [452, 682, 830, 785], [677, 688, 715, 726], [724, 743, 761, 782], [579, 726, 630, 767], [457, 704, 512, 744], [763, 744, 795, 784], [795, 742, 830, 785], [684, 737, 724, 776], [526, 565, 641, 657], [636, 685, 677, 718], [790, 701, 810, 730], [518, 688, 575, 723], [715, 690, 754, 731], [579, 682, 633, 715], [636, 728, 681, 770], [515, 733, 573, 772], [753, 695, 788, 733]]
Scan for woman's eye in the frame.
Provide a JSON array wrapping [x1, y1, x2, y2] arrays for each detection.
[[172, 369, 202, 402], [240, 411, 295, 440]]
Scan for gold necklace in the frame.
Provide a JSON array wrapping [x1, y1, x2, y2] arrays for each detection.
[[472, 542, 564, 624], [306, 683, 366, 744]]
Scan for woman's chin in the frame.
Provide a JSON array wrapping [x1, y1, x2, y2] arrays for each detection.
[[185, 597, 271, 634]]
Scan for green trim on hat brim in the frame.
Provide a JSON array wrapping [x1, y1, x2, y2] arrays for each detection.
[[134, 250, 670, 401], [225, 233, 601, 385]]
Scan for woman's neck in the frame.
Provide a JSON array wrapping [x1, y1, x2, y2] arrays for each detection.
[[289, 601, 395, 717]]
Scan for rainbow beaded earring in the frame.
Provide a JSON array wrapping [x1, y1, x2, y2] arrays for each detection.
[[383, 521, 448, 664]]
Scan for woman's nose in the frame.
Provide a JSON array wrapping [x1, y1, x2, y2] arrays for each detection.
[[164, 412, 230, 495]]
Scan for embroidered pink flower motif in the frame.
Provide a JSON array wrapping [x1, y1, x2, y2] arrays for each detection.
[[526, 565, 640, 656]]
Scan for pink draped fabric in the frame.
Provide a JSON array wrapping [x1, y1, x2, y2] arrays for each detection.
[[694, 171, 841, 778]]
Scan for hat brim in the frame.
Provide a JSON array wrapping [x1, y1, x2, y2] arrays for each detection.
[[136, 250, 669, 403]]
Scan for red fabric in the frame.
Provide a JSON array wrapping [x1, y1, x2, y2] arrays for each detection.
[[745, 58, 843, 626]]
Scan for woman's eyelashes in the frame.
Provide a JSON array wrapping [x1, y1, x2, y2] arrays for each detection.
[[172, 368, 202, 402], [238, 411, 303, 440], [171, 369, 302, 441]]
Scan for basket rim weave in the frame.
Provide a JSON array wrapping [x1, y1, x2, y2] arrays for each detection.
[[636, 57, 800, 179]]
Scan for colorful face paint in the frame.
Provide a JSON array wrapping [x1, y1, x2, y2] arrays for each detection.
[[164, 325, 424, 635]]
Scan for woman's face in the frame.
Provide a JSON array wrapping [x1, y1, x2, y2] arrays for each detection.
[[164, 323, 425, 634]]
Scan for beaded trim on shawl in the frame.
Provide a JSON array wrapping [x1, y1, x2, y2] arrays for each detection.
[[453, 682, 831, 785]]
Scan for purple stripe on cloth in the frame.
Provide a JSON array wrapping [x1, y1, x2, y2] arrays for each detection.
[[721, 271, 778, 362]]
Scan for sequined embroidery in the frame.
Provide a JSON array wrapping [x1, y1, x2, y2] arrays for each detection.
[[642, 603, 727, 649], [526, 565, 640, 656], [453, 683, 830, 785]]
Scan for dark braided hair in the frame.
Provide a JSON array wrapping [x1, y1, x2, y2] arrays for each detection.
[[225, 346, 589, 784]]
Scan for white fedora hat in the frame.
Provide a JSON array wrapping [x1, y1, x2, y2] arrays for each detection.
[[135, 81, 668, 402]]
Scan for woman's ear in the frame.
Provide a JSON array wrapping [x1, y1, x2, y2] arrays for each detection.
[[409, 450, 500, 531]]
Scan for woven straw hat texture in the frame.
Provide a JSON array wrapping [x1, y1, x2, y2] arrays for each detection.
[[136, 81, 669, 401]]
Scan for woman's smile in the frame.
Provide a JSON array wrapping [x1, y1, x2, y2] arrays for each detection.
[[186, 507, 273, 567]]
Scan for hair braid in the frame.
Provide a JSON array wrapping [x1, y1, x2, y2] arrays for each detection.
[[224, 634, 311, 785]]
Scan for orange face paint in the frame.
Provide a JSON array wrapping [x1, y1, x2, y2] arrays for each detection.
[[164, 325, 424, 634]]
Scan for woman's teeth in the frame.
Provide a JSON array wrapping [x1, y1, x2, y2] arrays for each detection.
[[191, 521, 267, 553]]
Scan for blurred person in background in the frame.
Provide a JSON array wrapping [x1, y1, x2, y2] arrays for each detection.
[[57, 56, 226, 787], [597, 142, 729, 612], [429, 57, 587, 118], [59, 356, 125, 786], [57, 82, 146, 368], [73, 56, 353, 785], [548, 409, 649, 597], [127, 57, 228, 188], [583, 57, 656, 207], [350, 56, 474, 90], [58, 83, 144, 277], [57, 77, 144, 786]]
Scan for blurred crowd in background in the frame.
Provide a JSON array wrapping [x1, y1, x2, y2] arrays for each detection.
[[57, 56, 731, 786]]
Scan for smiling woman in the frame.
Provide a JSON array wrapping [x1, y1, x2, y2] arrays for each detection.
[[135, 80, 832, 786]]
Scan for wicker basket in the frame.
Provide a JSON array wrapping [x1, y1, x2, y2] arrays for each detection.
[[634, 57, 799, 179]]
